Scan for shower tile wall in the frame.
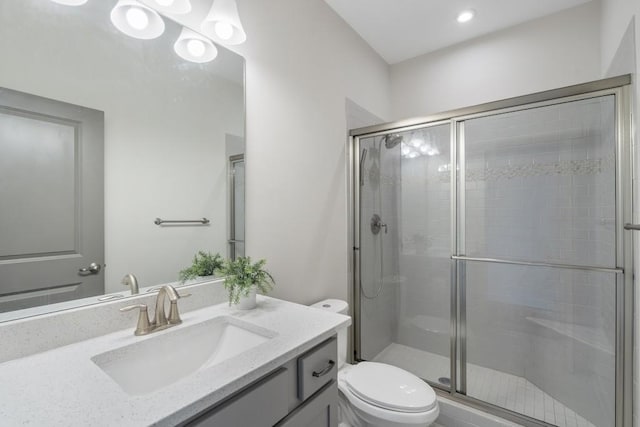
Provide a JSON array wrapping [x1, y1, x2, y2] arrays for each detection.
[[464, 99, 616, 267], [360, 136, 401, 359]]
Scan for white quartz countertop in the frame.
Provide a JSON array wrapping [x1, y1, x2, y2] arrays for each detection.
[[0, 296, 350, 426]]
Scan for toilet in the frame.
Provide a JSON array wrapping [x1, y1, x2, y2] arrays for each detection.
[[311, 299, 440, 427]]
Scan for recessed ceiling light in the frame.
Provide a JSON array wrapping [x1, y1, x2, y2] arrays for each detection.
[[457, 9, 475, 23]]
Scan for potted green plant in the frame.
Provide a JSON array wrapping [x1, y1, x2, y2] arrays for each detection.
[[221, 257, 275, 309], [178, 251, 224, 283]]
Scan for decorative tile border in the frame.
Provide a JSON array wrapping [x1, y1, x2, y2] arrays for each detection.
[[362, 156, 613, 186], [437, 157, 613, 183]]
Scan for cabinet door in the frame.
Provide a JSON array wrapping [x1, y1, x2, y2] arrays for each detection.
[[186, 368, 289, 427], [276, 381, 338, 427]]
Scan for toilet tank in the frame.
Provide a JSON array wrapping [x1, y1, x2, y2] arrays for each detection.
[[310, 299, 349, 369]]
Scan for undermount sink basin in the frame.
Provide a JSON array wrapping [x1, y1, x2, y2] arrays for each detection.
[[91, 316, 277, 396]]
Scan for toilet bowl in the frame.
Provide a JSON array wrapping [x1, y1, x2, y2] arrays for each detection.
[[311, 299, 439, 427]]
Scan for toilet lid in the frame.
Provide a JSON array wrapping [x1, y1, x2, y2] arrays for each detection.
[[345, 362, 437, 413]]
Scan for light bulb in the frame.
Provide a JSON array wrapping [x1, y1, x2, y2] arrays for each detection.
[[408, 152, 419, 159], [187, 39, 206, 57], [410, 137, 423, 148], [149, 0, 190, 14], [214, 21, 234, 40], [457, 10, 475, 23], [126, 7, 149, 30], [174, 27, 217, 63], [420, 145, 430, 154], [401, 144, 410, 156]]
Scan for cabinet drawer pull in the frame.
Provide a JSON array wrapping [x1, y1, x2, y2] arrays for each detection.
[[312, 360, 335, 378]]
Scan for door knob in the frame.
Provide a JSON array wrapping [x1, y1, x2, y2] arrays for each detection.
[[79, 262, 102, 275]]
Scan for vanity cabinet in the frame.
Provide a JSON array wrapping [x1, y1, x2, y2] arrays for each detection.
[[184, 336, 338, 427], [276, 382, 338, 427]]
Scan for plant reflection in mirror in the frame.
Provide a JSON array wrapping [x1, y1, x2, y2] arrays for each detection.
[[179, 251, 224, 282]]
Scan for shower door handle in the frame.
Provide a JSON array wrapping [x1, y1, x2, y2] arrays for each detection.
[[624, 223, 640, 230]]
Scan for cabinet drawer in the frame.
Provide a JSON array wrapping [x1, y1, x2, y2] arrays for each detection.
[[297, 337, 337, 401], [186, 368, 289, 427]]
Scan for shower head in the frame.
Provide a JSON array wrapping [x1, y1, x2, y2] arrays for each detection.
[[383, 134, 403, 149]]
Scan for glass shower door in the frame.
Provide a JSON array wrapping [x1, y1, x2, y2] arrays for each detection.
[[358, 123, 452, 387], [353, 78, 632, 427], [458, 95, 618, 427]]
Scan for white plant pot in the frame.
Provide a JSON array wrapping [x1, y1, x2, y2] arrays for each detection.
[[236, 287, 257, 310]]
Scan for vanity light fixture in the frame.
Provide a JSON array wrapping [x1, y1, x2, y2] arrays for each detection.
[[201, 0, 246, 45], [145, 0, 192, 15], [457, 9, 475, 23], [111, 0, 165, 40], [174, 27, 218, 63], [50, 0, 88, 5]]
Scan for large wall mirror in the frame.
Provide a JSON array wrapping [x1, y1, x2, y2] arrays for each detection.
[[0, 0, 245, 321]]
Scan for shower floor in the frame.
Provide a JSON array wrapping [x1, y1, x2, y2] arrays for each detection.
[[373, 343, 595, 427]]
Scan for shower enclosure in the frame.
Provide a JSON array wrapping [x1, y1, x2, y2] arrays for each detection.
[[350, 76, 633, 427], [228, 154, 245, 260]]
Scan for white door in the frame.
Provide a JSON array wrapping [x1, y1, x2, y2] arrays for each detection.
[[0, 87, 104, 312]]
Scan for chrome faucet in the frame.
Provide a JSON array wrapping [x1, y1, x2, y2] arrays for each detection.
[[121, 273, 139, 295], [119, 285, 190, 336]]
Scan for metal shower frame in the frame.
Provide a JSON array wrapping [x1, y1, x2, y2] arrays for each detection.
[[348, 75, 634, 427]]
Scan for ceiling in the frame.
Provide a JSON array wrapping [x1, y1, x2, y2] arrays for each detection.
[[323, 0, 594, 64]]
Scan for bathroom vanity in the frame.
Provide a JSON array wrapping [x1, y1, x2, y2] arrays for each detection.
[[0, 282, 350, 426], [186, 337, 338, 426]]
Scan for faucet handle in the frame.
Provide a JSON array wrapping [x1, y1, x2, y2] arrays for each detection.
[[120, 304, 146, 312], [167, 291, 191, 324], [168, 293, 191, 325], [165, 292, 191, 325], [120, 304, 152, 336], [167, 301, 183, 325]]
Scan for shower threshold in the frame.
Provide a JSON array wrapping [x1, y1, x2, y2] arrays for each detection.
[[372, 343, 595, 427]]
